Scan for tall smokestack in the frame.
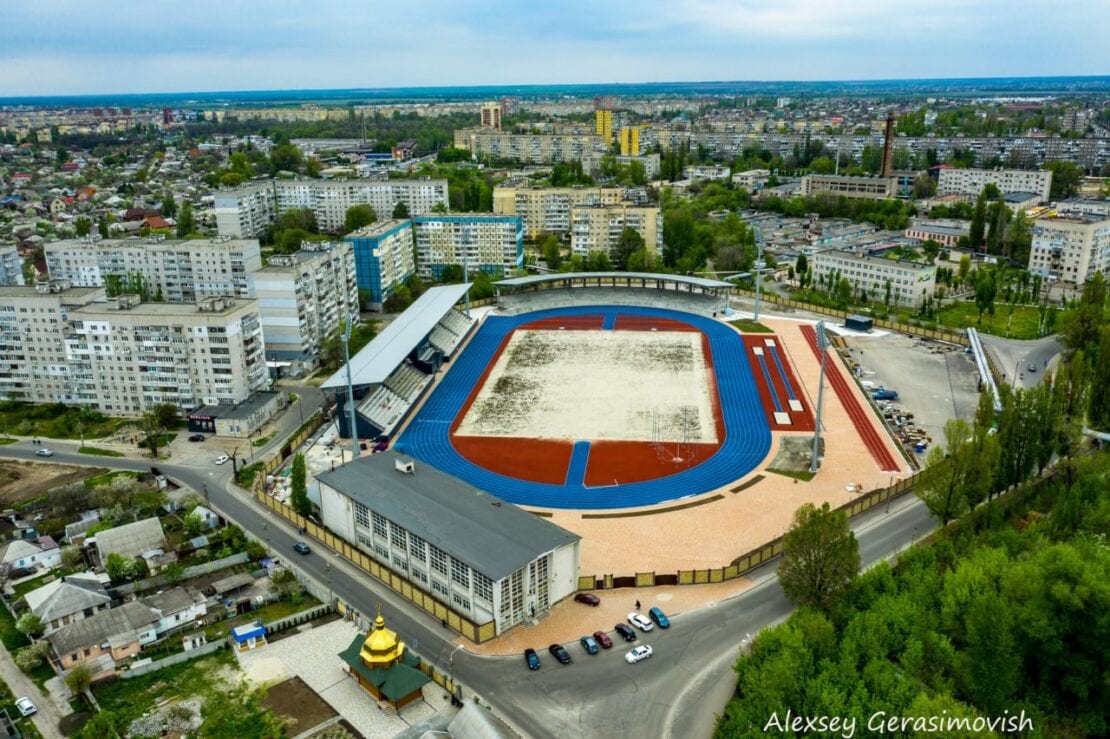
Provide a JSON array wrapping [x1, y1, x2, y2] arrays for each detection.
[[881, 111, 895, 178]]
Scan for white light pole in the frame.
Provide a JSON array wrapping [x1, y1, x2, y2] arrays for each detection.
[[342, 313, 360, 463], [810, 321, 828, 474], [753, 226, 765, 322]]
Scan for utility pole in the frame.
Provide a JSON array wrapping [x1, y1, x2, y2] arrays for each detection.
[[342, 314, 360, 463], [810, 321, 828, 474], [753, 225, 765, 322]]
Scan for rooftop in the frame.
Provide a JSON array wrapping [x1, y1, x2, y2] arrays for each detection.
[[24, 574, 110, 621], [346, 219, 411, 238], [495, 271, 733, 289], [189, 390, 280, 421], [317, 452, 579, 581], [48, 600, 159, 656]]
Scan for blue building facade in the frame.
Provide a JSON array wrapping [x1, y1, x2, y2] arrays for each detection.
[[344, 219, 415, 310]]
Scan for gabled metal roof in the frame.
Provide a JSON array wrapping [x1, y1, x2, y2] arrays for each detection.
[[495, 272, 733, 289]]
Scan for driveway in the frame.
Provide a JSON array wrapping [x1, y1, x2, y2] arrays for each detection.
[[0, 640, 65, 739]]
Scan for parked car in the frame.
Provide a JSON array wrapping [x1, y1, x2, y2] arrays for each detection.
[[214, 454, 230, 465], [628, 612, 654, 632], [548, 643, 572, 664], [648, 606, 670, 629], [579, 635, 599, 654], [574, 592, 600, 606], [35, 448, 54, 457], [592, 630, 613, 649], [524, 647, 540, 670], [624, 644, 653, 664], [1028, 363, 1038, 372], [293, 541, 311, 555], [15, 697, 36, 717], [188, 434, 206, 442], [614, 623, 637, 642]]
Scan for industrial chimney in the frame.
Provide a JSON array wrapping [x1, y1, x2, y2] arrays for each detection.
[[880, 112, 895, 178]]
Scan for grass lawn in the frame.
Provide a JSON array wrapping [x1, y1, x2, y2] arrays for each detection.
[[83, 470, 137, 489], [729, 319, 774, 333], [937, 301, 1043, 339], [236, 462, 264, 488], [0, 402, 120, 440], [77, 445, 125, 457], [138, 433, 177, 450], [0, 438, 16, 446], [203, 598, 321, 642], [0, 602, 30, 652], [768, 467, 816, 482], [10, 567, 79, 600], [92, 648, 237, 725], [252, 435, 273, 447]]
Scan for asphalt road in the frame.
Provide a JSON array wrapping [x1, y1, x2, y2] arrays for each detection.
[[2, 437, 936, 739], [977, 333, 1062, 388]]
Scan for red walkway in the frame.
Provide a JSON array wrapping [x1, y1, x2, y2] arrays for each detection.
[[800, 325, 900, 473]]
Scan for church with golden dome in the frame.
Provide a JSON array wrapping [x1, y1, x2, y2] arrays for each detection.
[[338, 605, 431, 709]]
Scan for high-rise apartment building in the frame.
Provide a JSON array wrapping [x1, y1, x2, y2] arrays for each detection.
[[619, 126, 641, 156], [215, 179, 449, 238], [492, 186, 627, 239], [595, 109, 613, 140], [1027, 214, 1110, 286], [937, 168, 1052, 202], [413, 214, 523, 280], [344, 220, 416, 310], [569, 204, 663, 259], [479, 102, 502, 131], [0, 245, 25, 287], [250, 242, 359, 370], [45, 236, 261, 302], [452, 129, 608, 165]]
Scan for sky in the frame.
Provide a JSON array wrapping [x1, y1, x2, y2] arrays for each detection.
[[1, 0, 1107, 97]]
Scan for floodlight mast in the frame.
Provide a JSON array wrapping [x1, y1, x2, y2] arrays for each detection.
[[343, 313, 360, 463], [810, 320, 828, 474]]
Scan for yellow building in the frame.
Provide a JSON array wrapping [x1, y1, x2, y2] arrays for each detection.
[[569, 203, 663, 259], [595, 109, 613, 140], [620, 126, 641, 156], [338, 606, 431, 710], [493, 186, 626, 239]]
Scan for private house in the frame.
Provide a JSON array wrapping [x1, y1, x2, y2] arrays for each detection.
[[92, 517, 165, 563], [142, 588, 207, 636], [48, 600, 160, 670], [0, 536, 61, 573], [188, 505, 219, 532], [24, 573, 111, 635]]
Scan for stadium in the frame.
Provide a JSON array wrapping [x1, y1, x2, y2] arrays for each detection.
[[323, 273, 909, 579]]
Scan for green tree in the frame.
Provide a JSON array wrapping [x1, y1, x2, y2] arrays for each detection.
[[917, 418, 996, 523], [912, 172, 937, 198], [14, 642, 50, 672], [105, 552, 132, 582], [778, 502, 860, 610], [1088, 325, 1110, 431], [1044, 160, 1082, 199], [76, 710, 122, 739], [15, 613, 43, 638], [537, 232, 562, 269], [614, 227, 645, 269], [969, 189, 988, 248], [392, 201, 410, 219], [344, 204, 377, 232], [290, 453, 310, 516], [973, 269, 998, 325], [183, 511, 205, 537], [65, 661, 93, 695], [74, 217, 92, 237], [269, 143, 303, 174], [1060, 272, 1106, 354], [161, 191, 177, 218], [175, 201, 195, 237], [139, 410, 166, 458], [246, 540, 267, 560]]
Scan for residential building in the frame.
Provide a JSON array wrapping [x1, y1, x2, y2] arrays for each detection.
[[479, 102, 502, 131], [800, 175, 899, 200], [250, 241, 359, 368], [1028, 214, 1110, 286], [452, 128, 608, 165], [24, 573, 111, 635], [215, 179, 449, 238], [595, 109, 613, 140], [493, 186, 626, 239], [569, 204, 664, 259], [413, 214, 523, 280], [93, 517, 166, 562], [45, 236, 262, 302], [344, 220, 416, 310], [732, 169, 772, 190], [318, 452, 580, 635], [812, 251, 937, 307], [683, 165, 732, 182], [1056, 198, 1110, 219], [0, 244, 24, 286], [186, 390, 286, 438], [938, 168, 1052, 202], [904, 220, 970, 248], [64, 295, 269, 414], [619, 126, 641, 156], [48, 600, 160, 670], [142, 587, 207, 636], [0, 536, 60, 572]]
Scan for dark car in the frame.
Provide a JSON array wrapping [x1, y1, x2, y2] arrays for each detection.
[[574, 592, 600, 606], [292, 542, 311, 555], [649, 606, 671, 629], [548, 643, 572, 664], [579, 635, 599, 654], [188, 434, 206, 442], [593, 630, 613, 649], [614, 623, 637, 642], [524, 648, 540, 670]]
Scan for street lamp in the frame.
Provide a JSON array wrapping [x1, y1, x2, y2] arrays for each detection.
[[342, 313, 360, 463], [326, 560, 332, 605], [810, 321, 828, 474]]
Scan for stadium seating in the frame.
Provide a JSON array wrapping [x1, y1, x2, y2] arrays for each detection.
[[384, 363, 431, 403], [427, 310, 477, 356], [356, 384, 408, 435]]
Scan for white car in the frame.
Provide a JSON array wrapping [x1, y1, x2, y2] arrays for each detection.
[[15, 697, 36, 717], [215, 454, 230, 465], [35, 448, 54, 457], [624, 644, 653, 664], [628, 612, 654, 632]]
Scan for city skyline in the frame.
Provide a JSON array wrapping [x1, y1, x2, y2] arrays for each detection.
[[1, 0, 1107, 97]]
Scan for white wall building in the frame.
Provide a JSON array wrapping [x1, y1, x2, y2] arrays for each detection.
[[812, 250, 937, 307], [0, 244, 24, 287], [318, 453, 580, 636], [413, 214, 523, 280], [937, 168, 1052, 202], [1028, 214, 1110, 286]]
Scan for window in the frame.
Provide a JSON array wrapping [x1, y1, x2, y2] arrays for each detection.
[[431, 579, 449, 598], [411, 568, 428, 585], [453, 592, 471, 611], [451, 558, 470, 589], [372, 511, 388, 538], [374, 544, 389, 561], [408, 533, 427, 561], [354, 501, 370, 530], [475, 573, 493, 603], [430, 546, 448, 575], [389, 522, 407, 550]]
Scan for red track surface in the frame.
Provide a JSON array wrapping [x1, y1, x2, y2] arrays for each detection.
[[613, 315, 699, 332], [800, 325, 900, 472], [451, 436, 572, 484], [520, 315, 604, 330], [741, 335, 815, 432], [583, 440, 721, 486]]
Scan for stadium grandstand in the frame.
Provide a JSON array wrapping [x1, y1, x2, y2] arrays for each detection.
[[323, 284, 477, 440], [493, 272, 734, 315]]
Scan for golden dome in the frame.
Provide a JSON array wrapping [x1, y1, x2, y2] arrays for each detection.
[[360, 604, 405, 668]]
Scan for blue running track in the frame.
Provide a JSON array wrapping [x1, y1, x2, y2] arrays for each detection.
[[393, 305, 771, 509]]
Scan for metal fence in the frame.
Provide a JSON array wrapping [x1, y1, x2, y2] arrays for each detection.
[[265, 603, 332, 634], [119, 640, 226, 679]]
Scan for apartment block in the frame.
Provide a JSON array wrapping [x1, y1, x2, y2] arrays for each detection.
[[938, 168, 1052, 202], [413, 214, 523, 280], [619, 126, 641, 156], [250, 242, 359, 370], [1028, 214, 1110, 286], [812, 251, 936, 307], [595, 109, 613, 140], [214, 179, 449, 238], [0, 245, 24, 287], [45, 236, 261, 302], [580, 152, 660, 180], [492, 186, 626, 239], [801, 175, 899, 200], [569, 204, 664, 259], [452, 128, 609, 165], [480, 102, 502, 131], [344, 220, 416, 310]]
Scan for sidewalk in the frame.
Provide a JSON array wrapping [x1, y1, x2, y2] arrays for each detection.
[[0, 641, 65, 739]]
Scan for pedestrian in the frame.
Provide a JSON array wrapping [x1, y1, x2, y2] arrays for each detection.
[[635, 599, 641, 611]]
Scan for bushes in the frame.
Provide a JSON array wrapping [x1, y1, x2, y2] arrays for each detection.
[[0, 402, 117, 439]]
